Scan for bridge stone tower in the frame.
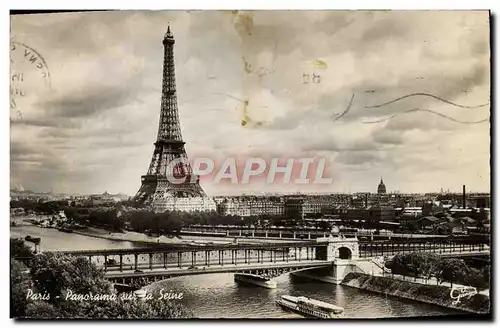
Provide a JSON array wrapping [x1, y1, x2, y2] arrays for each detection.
[[317, 235, 360, 284], [317, 235, 359, 261], [134, 26, 206, 209]]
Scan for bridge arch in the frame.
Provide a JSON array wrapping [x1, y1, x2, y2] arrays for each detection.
[[338, 247, 352, 260], [237, 264, 331, 279], [110, 264, 332, 290]]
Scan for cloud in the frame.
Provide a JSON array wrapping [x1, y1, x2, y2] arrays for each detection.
[[41, 85, 136, 118], [9, 10, 490, 194], [336, 151, 385, 166], [372, 129, 404, 145]]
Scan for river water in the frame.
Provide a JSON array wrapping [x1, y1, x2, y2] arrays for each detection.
[[11, 225, 462, 319]]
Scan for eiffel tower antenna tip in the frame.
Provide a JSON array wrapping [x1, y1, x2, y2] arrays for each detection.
[[165, 24, 173, 39]]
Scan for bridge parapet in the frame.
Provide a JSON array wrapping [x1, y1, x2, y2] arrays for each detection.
[[317, 235, 358, 243]]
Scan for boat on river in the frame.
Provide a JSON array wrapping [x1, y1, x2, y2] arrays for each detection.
[[234, 273, 277, 289], [276, 295, 344, 319]]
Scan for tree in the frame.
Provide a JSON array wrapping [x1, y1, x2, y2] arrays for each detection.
[[385, 254, 407, 274], [247, 216, 259, 227], [25, 301, 62, 319], [385, 251, 490, 290], [402, 220, 420, 233], [11, 238, 34, 258], [64, 207, 93, 226], [318, 221, 332, 232], [156, 212, 184, 235], [482, 265, 490, 285], [406, 252, 440, 280], [462, 267, 489, 290], [87, 209, 123, 231], [386, 252, 440, 280], [10, 259, 33, 318], [30, 253, 113, 301], [129, 210, 155, 232], [12, 253, 191, 319], [437, 259, 468, 288]]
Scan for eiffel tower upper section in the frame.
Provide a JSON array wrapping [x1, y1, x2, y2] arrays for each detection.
[[154, 26, 183, 149], [134, 26, 206, 207]]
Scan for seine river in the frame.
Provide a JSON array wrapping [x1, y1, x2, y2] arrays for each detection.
[[11, 225, 461, 319]]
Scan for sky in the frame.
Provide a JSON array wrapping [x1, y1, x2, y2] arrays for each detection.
[[9, 10, 491, 196]]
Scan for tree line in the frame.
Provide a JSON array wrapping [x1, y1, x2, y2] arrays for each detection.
[[11, 199, 69, 215], [15, 198, 438, 234], [62, 206, 330, 235], [385, 252, 490, 290], [62, 208, 250, 234]]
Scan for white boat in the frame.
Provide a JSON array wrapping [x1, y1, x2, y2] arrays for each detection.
[[234, 273, 277, 289], [276, 295, 344, 319], [186, 241, 206, 246]]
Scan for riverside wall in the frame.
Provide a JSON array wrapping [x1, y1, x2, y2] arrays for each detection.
[[341, 272, 490, 315]]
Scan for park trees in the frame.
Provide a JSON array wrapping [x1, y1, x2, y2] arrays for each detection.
[[11, 237, 35, 258], [406, 252, 440, 280], [11, 252, 191, 319], [10, 259, 33, 318], [401, 220, 420, 234], [318, 221, 332, 231], [30, 253, 113, 299], [461, 267, 489, 290], [88, 208, 124, 231], [437, 258, 468, 288], [384, 251, 490, 290], [128, 210, 156, 233]]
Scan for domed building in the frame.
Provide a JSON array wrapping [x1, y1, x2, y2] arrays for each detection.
[[377, 178, 387, 194]]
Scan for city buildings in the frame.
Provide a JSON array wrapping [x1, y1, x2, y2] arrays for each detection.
[[217, 196, 284, 217], [369, 205, 396, 221], [10, 183, 491, 234], [154, 197, 217, 213], [284, 197, 304, 219]]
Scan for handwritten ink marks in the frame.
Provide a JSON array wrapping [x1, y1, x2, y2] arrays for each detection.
[[10, 41, 51, 120], [302, 73, 321, 84], [302, 59, 327, 84]]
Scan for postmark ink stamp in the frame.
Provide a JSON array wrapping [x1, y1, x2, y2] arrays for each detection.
[[10, 41, 51, 121]]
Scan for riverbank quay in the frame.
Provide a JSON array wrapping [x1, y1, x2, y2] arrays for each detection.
[[12, 221, 294, 251], [67, 227, 290, 247], [341, 272, 490, 315], [72, 227, 183, 246]]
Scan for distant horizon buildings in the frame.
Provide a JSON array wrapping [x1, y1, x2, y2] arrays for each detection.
[[9, 176, 491, 203], [10, 171, 491, 197], [9, 187, 492, 199], [11, 186, 491, 220]]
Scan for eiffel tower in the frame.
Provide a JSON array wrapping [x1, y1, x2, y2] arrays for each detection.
[[134, 26, 206, 209]]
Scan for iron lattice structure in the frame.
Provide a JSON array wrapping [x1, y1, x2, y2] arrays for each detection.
[[134, 26, 206, 209]]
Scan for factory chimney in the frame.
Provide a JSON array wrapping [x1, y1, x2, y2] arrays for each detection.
[[462, 185, 466, 209]]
